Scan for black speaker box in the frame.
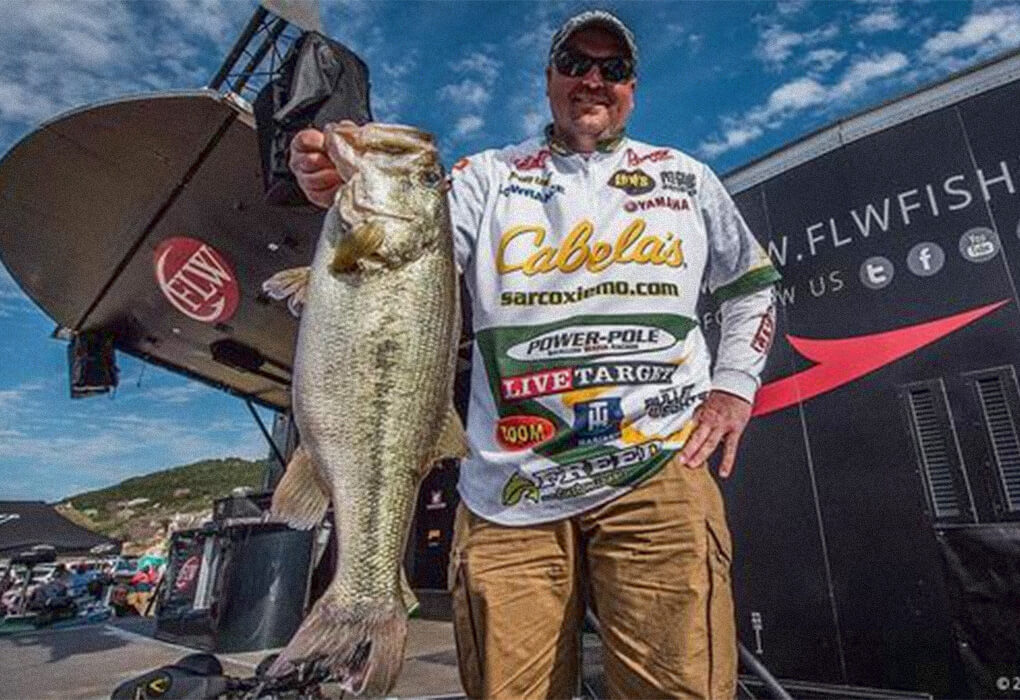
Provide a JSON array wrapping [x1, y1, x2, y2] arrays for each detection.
[[69, 329, 118, 398]]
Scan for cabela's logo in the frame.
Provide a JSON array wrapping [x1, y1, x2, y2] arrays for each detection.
[[608, 169, 655, 195], [496, 219, 684, 276]]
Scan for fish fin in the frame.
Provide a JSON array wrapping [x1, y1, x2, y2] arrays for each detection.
[[330, 221, 384, 273], [400, 566, 420, 618], [262, 267, 311, 318], [270, 446, 329, 530], [268, 596, 407, 697], [425, 405, 469, 472]]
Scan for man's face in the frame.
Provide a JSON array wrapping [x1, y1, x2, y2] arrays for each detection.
[[546, 26, 636, 146]]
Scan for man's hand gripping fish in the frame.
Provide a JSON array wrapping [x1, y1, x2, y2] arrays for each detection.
[[262, 121, 468, 696]]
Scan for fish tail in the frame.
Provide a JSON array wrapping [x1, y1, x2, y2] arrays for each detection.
[[270, 445, 329, 529], [268, 595, 408, 696]]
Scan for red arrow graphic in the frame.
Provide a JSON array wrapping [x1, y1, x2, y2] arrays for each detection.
[[752, 299, 1010, 417]]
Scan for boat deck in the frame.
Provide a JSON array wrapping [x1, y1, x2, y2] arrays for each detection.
[[0, 616, 465, 699]]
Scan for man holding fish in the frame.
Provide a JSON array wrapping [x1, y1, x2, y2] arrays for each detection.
[[283, 9, 779, 699]]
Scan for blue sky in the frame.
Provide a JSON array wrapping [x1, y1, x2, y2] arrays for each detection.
[[1, 0, 1019, 502]]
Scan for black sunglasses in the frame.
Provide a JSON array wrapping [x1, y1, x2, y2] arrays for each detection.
[[552, 48, 635, 83]]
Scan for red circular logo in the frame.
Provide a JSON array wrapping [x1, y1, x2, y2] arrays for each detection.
[[154, 237, 239, 323], [496, 415, 555, 451]]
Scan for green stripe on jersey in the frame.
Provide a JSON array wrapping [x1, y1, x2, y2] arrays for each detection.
[[713, 266, 782, 303]]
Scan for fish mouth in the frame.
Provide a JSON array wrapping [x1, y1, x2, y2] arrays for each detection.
[[332, 120, 436, 154], [326, 121, 438, 179], [367, 122, 435, 144]]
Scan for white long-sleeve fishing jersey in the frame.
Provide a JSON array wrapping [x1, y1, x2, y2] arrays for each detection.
[[447, 134, 780, 525]]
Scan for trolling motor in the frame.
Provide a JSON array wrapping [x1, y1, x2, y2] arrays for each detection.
[[110, 653, 332, 700]]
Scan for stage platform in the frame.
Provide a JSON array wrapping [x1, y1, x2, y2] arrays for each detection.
[[0, 616, 465, 699]]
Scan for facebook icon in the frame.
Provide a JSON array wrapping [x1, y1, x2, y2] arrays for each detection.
[[907, 242, 945, 276]]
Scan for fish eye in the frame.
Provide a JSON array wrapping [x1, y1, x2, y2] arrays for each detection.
[[418, 169, 443, 188]]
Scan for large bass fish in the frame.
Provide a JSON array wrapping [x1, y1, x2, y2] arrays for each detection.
[[262, 121, 467, 696]]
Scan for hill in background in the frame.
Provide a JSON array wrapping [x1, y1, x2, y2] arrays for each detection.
[[58, 457, 268, 553]]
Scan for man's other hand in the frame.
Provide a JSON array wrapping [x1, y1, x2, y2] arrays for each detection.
[[290, 128, 342, 209], [678, 390, 753, 478]]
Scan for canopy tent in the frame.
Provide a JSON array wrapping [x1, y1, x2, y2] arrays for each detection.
[[0, 501, 120, 559]]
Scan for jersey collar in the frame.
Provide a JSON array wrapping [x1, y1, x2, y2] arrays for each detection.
[[544, 123, 626, 156]]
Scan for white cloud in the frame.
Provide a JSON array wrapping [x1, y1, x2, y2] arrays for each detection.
[[453, 115, 484, 138], [521, 110, 547, 137], [370, 49, 420, 121], [500, 3, 562, 141], [832, 52, 908, 97], [0, 389, 27, 411], [756, 25, 804, 65], [0, 407, 269, 501], [0, 263, 34, 317], [511, 2, 560, 55], [856, 7, 905, 34], [0, 1, 130, 68], [802, 48, 847, 73], [709, 6, 1020, 160], [755, 23, 840, 67], [777, 1, 810, 16], [764, 76, 830, 114], [139, 383, 209, 405], [698, 51, 908, 157], [665, 23, 703, 53], [440, 49, 504, 139], [922, 6, 1020, 57], [451, 52, 502, 84], [0, 0, 254, 147], [159, 0, 248, 48], [382, 60, 414, 80], [700, 126, 765, 159], [0, 81, 65, 125], [438, 79, 493, 109]]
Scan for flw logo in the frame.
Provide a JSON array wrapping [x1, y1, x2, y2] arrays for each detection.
[[753, 300, 1009, 417]]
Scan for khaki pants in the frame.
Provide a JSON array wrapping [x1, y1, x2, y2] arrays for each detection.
[[449, 456, 737, 699]]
